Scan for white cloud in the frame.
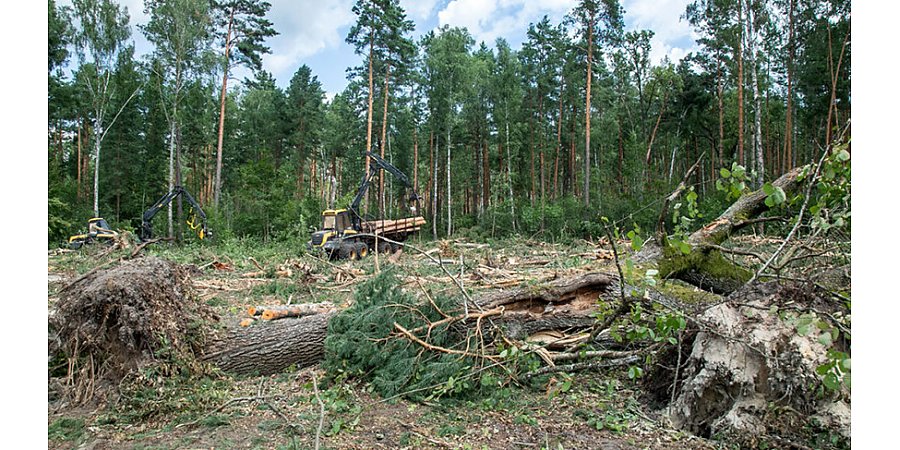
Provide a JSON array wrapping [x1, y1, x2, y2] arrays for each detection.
[[263, 0, 355, 76], [400, 0, 439, 21], [437, 0, 577, 45], [622, 0, 696, 64]]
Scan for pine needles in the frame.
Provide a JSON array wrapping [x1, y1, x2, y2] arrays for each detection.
[[323, 269, 480, 399]]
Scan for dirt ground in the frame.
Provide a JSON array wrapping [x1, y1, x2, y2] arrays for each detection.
[[46, 238, 735, 450]]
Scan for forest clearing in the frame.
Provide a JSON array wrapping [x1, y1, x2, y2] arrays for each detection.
[[47, 162, 851, 449], [47, 0, 851, 448]]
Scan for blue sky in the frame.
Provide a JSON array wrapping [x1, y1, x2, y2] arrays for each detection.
[[62, 0, 698, 99]]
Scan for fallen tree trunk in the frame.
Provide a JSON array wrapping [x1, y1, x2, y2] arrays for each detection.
[[203, 313, 332, 376], [657, 165, 806, 294], [206, 272, 617, 376]]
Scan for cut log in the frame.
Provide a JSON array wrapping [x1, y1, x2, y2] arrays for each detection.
[[248, 302, 333, 319], [261, 303, 334, 321], [203, 313, 333, 376]]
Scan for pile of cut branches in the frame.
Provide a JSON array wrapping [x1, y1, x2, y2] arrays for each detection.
[[322, 268, 654, 400]]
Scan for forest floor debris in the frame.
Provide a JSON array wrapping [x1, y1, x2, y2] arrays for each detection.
[[47, 237, 849, 449]]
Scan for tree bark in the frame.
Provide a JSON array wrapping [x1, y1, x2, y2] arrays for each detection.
[[446, 127, 452, 236], [205, 272, 617, 376], [482, 139, 490, 212], [747, 0, 764, 188], [93, 118, 102, 217], [783, 0, 794, 172], [506, 106, 516, 231], [364, 30, 375, 214], [77, 121, 83, 201], [657, 165, 807, 294], [379, 62, 390, 215], [214, 8, 234, 208], [737, 0, 745, 166], [584, 15, 593, 212], [204, 313, 332, 376]]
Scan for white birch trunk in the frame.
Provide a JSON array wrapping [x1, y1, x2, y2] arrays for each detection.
[[93, 119, 102, 217], [446, 128, 452, 237], [168, 120, 176, 238], [505, 111, 516, 232]]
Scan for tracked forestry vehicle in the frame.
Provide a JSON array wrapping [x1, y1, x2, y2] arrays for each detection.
[[309, 151, 425, 260]]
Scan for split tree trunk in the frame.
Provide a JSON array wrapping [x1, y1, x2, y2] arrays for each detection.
[[205, 272, 616, 376]]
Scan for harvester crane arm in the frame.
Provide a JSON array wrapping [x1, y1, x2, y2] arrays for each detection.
[[140, 186, 209, 241], [347, 151, 418, 228]]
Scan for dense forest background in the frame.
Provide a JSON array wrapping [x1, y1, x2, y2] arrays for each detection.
[[47, 0, 851, 246]]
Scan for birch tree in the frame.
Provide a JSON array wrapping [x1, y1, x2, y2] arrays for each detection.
[[71, 0, 132, 217]]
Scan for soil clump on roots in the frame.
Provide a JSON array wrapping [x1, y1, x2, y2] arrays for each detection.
[[51, 257, 218, 404]]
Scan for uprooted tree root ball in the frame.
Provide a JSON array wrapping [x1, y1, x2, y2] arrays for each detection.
[[657, 281, 850, 447], [51, 257, 219, 404]]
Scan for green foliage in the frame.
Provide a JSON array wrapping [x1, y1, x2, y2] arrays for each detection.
[[117, 371, 232, 423], [323, 269, 474, 400], [806, 140, 851, 233], [779, 306, 851, 394], [762, 182, 786, 208], [48, 417, 86, 442], [716, 162, 751, 201], [576, 402, 634, 434]]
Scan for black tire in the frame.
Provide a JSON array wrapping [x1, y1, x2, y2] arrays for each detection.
[[390, 242, 401, 253], [377, 241, 392, 254], [339, 243, 353, 260], [355, 242, 369, 258]]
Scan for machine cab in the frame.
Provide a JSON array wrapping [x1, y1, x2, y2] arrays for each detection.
[[321, 209, 352, 233], [310, 209, 355, 249]]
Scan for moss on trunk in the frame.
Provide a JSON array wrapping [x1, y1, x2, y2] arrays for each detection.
[[659, 244, 752, 295]]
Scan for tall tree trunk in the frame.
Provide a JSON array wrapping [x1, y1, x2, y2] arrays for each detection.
[[737, 0, 745, 166], [168, 120, 176, 239], [483, 139, 490, 212], [783, 0, 794, 172], [570, 102, 577, 196], [747, 0, 764, 188], [617, 121, 624, 192], [446, 128, 452, 237], [413, 126, 419, 193], [528, 94, 536, 206], [584, 16, 593, 212], [77, 122, 83, 201], [825, 27, 849, 147], [538, 94, 545, 204], [645, 90, 669, 184], [717, 53, 725, 167], [554, 89, 563, 198], [93, 118, 102, 217], [431, 132, 437, 237], [380, 62, 390, 216], [505, 107, 516, 232], [175, 125, 184, 241], [214, 8, 234, 208], [364, 30, 375, 214]]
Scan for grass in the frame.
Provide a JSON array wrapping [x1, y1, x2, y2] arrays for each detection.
[[48, 417, 85, 442]]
